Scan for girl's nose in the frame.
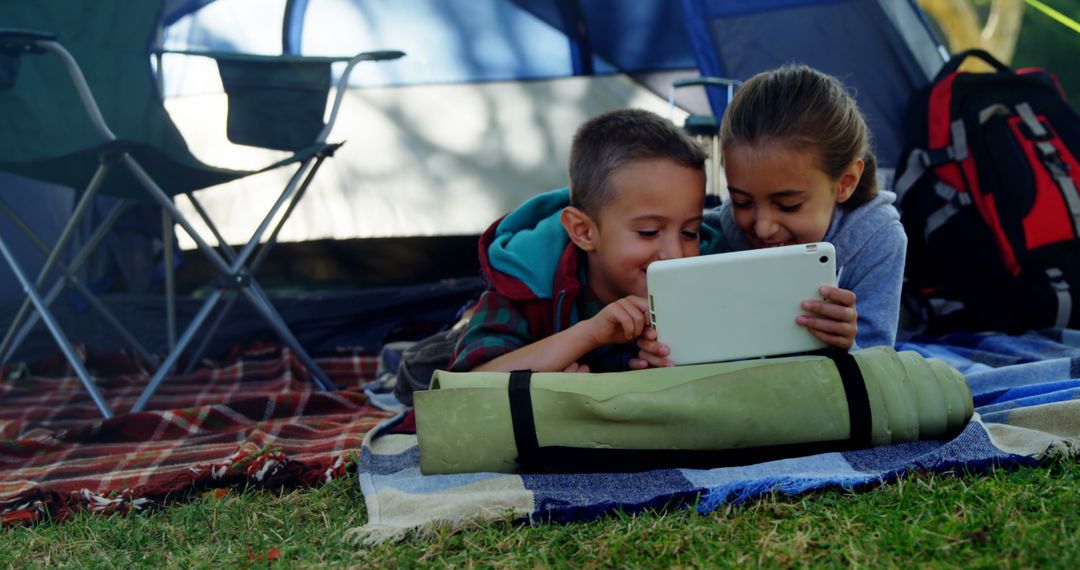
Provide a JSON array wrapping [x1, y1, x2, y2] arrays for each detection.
[[754, 211, 778, 240]]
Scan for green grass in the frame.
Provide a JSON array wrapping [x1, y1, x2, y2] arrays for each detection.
[[3, 458, 1079, 568]]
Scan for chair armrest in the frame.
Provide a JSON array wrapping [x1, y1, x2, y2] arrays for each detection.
[[667, 76, 742, 121], [0, 29, 58, 55], [156, 49, 405, 65], [672, 77, 741, 90]]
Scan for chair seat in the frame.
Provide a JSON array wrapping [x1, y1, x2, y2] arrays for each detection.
[[0, 139, 336, 198]]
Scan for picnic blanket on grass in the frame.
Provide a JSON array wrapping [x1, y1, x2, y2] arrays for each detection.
[[353, 329, 1080, 543], [0, 344, 388, 526]]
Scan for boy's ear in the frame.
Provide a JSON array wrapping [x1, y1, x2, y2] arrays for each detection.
[[836, 157, 865, 204], [561, 206, 599, 252]]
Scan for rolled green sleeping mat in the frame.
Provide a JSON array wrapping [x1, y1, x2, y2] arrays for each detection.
[[414, 347, 973, 475]]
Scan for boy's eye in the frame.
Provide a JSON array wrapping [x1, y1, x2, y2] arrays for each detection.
[[731, 201, 752, 210], [681, 229, 700, 240], [636, 230, 659, 238], [778, 203, 803, 213]]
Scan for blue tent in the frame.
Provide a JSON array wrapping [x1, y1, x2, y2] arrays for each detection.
[[0, 0, 946, 356], [158, 0, 944, 167]]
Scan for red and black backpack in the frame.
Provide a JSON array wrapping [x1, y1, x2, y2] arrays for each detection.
[[896, 49, 1080, 333]]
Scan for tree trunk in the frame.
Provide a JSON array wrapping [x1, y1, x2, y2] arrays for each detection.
[[918, 0, 1025, 65]]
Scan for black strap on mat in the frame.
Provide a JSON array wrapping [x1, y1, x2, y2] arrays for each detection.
[[508, 369, 540, 471], [507, 352, 873, 474], [824, 349, 873, 448]]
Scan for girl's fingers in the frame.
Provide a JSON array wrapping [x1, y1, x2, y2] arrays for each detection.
[[798, 315, 856, 348], [806, 326, 854, 350], [797, 314, 854, 335], [801, 299, 857, 323], [820, 286, 856, 306]]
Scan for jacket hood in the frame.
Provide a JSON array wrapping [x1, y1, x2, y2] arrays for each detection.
[[480, 187, 574, 300]]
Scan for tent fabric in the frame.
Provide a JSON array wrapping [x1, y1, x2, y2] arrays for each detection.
[[353, 329, 1080, 543], [679, 0, 945, 167], [2, 0, 947, 250]]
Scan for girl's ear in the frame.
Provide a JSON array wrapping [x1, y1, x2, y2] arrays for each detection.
[[836, 157, 865, 204], [561, 206, 598, 252]]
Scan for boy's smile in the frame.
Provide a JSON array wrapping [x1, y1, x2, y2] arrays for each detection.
[[576, 158, 705, 305], [724, 142, 859, 248]]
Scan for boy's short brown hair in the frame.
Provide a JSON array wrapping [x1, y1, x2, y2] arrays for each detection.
[[568, 108, 707, 218]]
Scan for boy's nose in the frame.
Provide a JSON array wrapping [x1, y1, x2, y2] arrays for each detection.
[[657, 234, 682, 260]]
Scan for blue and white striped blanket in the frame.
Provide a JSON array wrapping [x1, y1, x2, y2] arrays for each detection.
[[352, 330, 1080, 543]]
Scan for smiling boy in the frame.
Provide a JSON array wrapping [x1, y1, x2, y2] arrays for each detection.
[[448, 109, 711, 373]]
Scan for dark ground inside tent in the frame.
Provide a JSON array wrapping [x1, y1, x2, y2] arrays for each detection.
[[2, 236, 484, 363]]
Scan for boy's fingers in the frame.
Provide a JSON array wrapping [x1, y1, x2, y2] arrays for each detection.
[[635, 338, 669, 356], [612, 305, 639, 341], [625, 295, 651, 313], [637, 350, 673, 368]]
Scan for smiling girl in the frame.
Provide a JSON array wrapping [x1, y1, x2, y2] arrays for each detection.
[[703, 64, 907, 350]]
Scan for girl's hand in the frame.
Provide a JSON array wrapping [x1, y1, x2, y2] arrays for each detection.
[[797, 286, 858, 350], [630, 327, 675, 369]]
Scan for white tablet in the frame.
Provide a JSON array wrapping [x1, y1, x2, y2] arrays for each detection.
[[647, 242, 837, 365]]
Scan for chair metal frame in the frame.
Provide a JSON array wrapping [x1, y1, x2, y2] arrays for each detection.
[[668, 76, 741, 205], [0, 29, 402, 417]]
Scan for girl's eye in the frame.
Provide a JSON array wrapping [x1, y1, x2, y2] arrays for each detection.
[[637, 230, 659, 238], [681, 229, 700, 240], [731, 201, 752, 210], [778, 203, 803, 213]]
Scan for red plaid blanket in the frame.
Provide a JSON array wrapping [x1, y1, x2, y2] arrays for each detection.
[[0, 343, 389, 526]]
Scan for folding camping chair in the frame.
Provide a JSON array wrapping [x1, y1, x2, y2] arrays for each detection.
[[668, 76, 740, 206], [0, 1, 403, 417]]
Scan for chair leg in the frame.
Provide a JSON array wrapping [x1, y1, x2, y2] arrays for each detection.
[[129, 288, 226, 413], [181, 290, 240, 374], [0, 232, 113, 418], [120, 153, 336, 410], [180, 157, 325, 373], [0, 200, 158, 369], [239, 282, 337, 391], [0, 164, 110, 360], [162, 207, 177, 351]]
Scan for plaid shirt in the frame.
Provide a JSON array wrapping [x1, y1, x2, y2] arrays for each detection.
[[449, 280, 637, 373]]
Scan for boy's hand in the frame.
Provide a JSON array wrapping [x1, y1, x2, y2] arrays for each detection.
[[631, 327, 675, 368], [797, 286, 858, 350], [585, 295, 650, 347]]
